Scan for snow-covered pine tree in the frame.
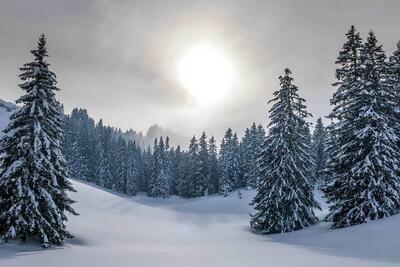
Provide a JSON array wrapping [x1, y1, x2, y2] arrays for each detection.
[[387, 41, 400, 92], [170, 145, 184, 195], [240, 123, 263, 188], [219, 128, 241, 196], [62, 114, 74, 171], [256, 124, 266, 144], [95, 123, 113, 189], [312, 118, 327, 185], [0, 34, 77, 247], [148, 137, 170, 198], [387, 41, 400, 138], [232, 133, 242, 187], [197, 132, 210, 196], [207, 136, 219, 195], [114, 136, 128, 193], [240, 127, 251, 184], [184, 136, 201, 197], [164, 136, 174, 190], [323, 26, 364, 190], [250, 68, 320, 234], [108, 129, 120, 185], [125, 140, 139, 195], [140, 146, 152, 192], [65, 108, 97, 182], [324, 30, 400, 228]]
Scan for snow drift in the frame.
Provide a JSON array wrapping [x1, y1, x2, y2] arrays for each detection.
[[0, 180, 399, 267]]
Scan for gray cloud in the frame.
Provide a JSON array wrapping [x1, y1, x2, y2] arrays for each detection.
[[0, 0, 399, 143]]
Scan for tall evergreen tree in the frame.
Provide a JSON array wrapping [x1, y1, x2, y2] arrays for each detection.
[[387, 41, 400, 138], [184, 136, 201, 197], [197, 132, 210, 196], [240, 123, 263, 188], [114, 136, 128, 193], [312, 118, 327, 184], [324, 30, 400, 228], [207, 136, 219, 195], [96, 124, 113, 189], [0, 35, 77, 247], [219, 128, 241, 196], [140, 146, 152, 192], [250, 68, 319, 234], [148, 137, 170, 198], [125, 141, 139, 195]]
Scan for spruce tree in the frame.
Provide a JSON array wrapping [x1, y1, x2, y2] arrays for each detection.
[[324, 30, 400, 228], [197, 132, 210, 196], [0, 34, 77, 247], [207, 136, 219, 195], [141, 146, 152, 192], [125, 141, 139, 195], [173, 146, 188, 197], [387, 41, 400, 138], [96, 124, 113, 189], [219, 128, 241, 196], [312, 118, 327, 185], [148, 137, 170, 198], [241, 123, 263, 188], [170, 146, 181, 195], [114, 136, 128, 193], [387, 41, 400, 93], [184, 136, 201, 197], [250, 68, 319, 234]]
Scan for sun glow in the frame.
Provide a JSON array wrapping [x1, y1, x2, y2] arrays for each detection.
[[177, 44, 235, 104]]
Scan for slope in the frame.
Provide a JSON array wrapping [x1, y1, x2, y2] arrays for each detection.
[[0, 180, 399, 267]]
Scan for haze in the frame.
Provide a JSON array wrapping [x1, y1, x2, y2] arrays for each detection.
[[0, 0, 399, 142]]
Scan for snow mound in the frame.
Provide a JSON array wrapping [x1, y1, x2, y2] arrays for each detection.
[[0, 180, 399, 267], [0, 99, 18, 135]]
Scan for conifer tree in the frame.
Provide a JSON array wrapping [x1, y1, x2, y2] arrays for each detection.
[[312, 118, 327, 184], [256, 124, 266, 144], [219, 128, 241, 196], [250, 68, 319, 234], [170, 146, 181, 195], [125, 141, 139, 195], [141, 146, 152, 192], [240, 123, 263, 188], [114, 136, 128, 193], [148, 137, 170, 198], [197, 132, 210, 196], [387, 41, 400, 137], [184, 136, 201, 197], [96, 124, 113, 189], [207, 136, 219, 194], [0, 35, 77, 247], [324, 30, 400, 228]]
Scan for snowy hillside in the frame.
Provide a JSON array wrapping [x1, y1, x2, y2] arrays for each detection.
[[0, 180, 399, 267], [0, 99, 17, 135]]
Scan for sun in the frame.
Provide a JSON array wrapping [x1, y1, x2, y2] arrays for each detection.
[[177, 44, 235, 104]]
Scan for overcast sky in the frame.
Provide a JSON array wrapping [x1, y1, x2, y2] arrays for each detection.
[[1, 0, 399, 141]]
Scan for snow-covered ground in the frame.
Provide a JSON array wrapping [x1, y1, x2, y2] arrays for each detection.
[[0, 180, 399, 267]]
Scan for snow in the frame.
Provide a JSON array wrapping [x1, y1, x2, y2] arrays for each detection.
[[0, 180, 399, 267]]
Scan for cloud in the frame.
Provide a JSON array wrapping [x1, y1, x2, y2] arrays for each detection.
[[0, 0, 399, 142]]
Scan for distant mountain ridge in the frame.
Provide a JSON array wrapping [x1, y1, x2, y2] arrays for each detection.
[[0, 99, 189, 148], [124, 124, 189, 150]]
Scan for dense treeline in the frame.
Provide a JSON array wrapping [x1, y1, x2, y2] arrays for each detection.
[[62, 108, 266, 198]]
